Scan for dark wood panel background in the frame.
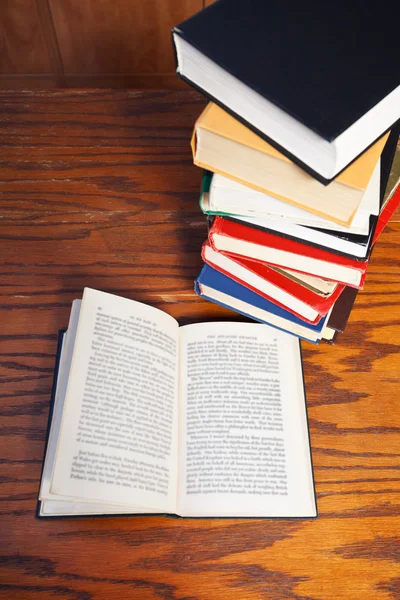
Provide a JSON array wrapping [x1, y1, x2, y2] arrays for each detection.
[[0, 0, 216, 89]]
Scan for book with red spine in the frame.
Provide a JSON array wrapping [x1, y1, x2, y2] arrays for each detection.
[[202, 241, 345, 324], [372, 185, 400, 245], [208, 216, 367, 288]]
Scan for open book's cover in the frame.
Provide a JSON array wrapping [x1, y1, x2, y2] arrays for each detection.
[[173, 0, 400, 183], [209, 217, 368, 289], [202, 241, 345, 322], [195, 264, 329, 344]]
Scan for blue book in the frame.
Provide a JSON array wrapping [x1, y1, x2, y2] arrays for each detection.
[[195, 264, 330, 344]]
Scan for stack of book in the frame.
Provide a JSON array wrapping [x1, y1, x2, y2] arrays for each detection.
[[173, 0, 400, 343]]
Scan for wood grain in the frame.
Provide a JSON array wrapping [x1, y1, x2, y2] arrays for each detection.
[[0, 90, 399, 600], [64, 74, 190, 90], [0, 0, 52, 74], [49, 0, 203, 74]]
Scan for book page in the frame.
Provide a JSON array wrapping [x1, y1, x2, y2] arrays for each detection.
[[39, 302, 145, 516], [40, 302, 80, 502], [177, 322, 316, 517], [50, 288, 179, 513], [39, 499, 164, 517]]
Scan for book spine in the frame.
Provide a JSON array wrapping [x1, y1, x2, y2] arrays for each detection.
[[202, 244, 322, 324], [196, 284, 320, 344], [211, 216, 368, 271], [372, 188, 400, 245]]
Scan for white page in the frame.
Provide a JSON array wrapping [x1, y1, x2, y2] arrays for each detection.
[[40, 302, 149, 513], [40, 302, 81, 502], [209, 162, 380, 231], [177, 322, 316, 517], [39, 499, 163, 517], [50, 288, 179, 513]]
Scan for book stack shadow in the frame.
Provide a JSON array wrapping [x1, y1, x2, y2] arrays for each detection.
[[173, 0, 400, 344]]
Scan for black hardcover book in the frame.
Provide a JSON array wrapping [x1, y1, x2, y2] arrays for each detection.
[[173, 0, 400, 184], [37, 288, 317, 519]]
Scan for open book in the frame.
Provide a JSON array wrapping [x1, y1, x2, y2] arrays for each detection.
[[38, 288, 317, 518]]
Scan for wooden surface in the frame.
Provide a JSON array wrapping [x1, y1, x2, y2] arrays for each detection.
[[0, 90, 399, 600], [0, 0, 207, 89]]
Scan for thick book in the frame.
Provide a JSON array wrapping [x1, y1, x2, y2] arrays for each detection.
[[37, 288, 317, 519], [192, 103, 386, 225], [173, 0, 400, 183], [205, 222, 342, 297], [209, 217, 368, 288], [200, 173, 377, 259], [227, 216, 374, 262], [202, 241, 345, 324], [201, 169, 378, 235], [203, 131, 400, 259], [195, 265, 332, 344]]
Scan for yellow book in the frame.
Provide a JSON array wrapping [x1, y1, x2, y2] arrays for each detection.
[[192, 103, 389, 226]]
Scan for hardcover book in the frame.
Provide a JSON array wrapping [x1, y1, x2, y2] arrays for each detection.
[[38, 288, 317, 518], [226, 215, 374, 261], [200, 174, 377, 259], [173, 0, 400, 183], [201, 130, 400, 258], [209, 217, 368, 288], [195, 265, 332, 344], [192, 103, 386, 225], [202, 242, 345, 324], [201, 168, 378, 235]]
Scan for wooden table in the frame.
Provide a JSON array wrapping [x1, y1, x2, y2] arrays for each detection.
[[0, 90, 399, 600]]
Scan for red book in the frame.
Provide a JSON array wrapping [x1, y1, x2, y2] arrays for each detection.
[[202, 241, 345, 324], [208, 216, 367, 289], [372, 185, 400, 245]]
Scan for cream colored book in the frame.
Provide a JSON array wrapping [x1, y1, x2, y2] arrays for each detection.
[[192, 103, 389, 226], [205, 170, 379, 235], [37, 288, 317, 519]]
